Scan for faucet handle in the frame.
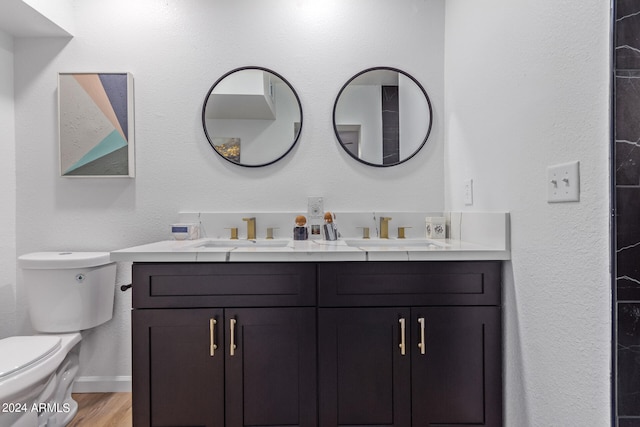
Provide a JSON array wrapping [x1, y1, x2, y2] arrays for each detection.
[[226, 227, 238, 240], [357, 227, 370, 239], [266, 227, 279, 240], [397, 227, 411, 239]]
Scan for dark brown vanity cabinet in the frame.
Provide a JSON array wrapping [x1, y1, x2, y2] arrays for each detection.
[[132, 308, 224, 427], [131, 261, 502, 427], [131, 263, 318, 427], [317, 262, 502, 427]]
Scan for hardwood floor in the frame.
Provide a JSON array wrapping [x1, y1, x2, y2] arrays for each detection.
[[68, 393, 132, 427]]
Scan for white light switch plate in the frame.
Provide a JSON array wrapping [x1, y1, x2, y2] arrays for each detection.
[[307, 197, 323, 218], [464, 179, 473, 205], [547, 161, 580, 203]]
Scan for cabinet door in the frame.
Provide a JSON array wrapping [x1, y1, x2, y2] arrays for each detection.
[[132, 308, 224, 427], [318, 308, 411, 427], [411, 307, 502, 427], [225, 308, 317, 427]]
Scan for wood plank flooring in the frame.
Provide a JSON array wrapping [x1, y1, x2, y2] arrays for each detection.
[[68, 393, 132, 427]]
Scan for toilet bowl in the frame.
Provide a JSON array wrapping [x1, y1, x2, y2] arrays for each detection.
[[0, 252, 116, 427]]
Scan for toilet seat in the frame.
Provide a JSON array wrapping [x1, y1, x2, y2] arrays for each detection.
[[0, 333, 80, 404], [0, 336, 61, 380]]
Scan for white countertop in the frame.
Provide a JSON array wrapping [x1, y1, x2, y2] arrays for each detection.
[[110, 212, 510, 262], [110, 237, 510, 263]]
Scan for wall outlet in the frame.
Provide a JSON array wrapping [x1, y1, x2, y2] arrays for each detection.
[[464, 179, 473, 205], [547, 161, 580, 203], [307, 197, 324, 218]]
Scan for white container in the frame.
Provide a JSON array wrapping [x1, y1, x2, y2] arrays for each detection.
[[426, 217, 446, 240], [171, 223, 200, 240], [18, 252, 116, 332]]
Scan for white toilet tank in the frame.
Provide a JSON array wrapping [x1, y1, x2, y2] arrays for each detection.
[[18, 252, 116, 333]]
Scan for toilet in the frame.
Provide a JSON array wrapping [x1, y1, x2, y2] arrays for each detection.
[[0, 252, 116, 427]]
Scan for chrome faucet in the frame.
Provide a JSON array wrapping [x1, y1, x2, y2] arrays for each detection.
[[242, 217, 256, 240], [380, 216, 392, 239]]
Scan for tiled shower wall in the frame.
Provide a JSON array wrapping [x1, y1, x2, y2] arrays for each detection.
[[616, 1, 640, 425]]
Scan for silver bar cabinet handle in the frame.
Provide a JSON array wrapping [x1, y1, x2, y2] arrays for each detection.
[[229, 318, 237, 356], [418, 317, 426, 355], [399, 318, 406, 356], [209, 318, 217, 357]]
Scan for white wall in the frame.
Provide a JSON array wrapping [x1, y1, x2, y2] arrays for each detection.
[[0, 30, 16, 340], [9, 0, 614, 421], [445, 1, 611, 425], [13, 0, 445, 386]]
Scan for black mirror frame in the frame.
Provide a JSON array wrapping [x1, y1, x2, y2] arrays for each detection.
[[332, 66, 433, 167], [202, 66, 303, 168]]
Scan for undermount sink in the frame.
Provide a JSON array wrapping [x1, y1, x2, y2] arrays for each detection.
[[195, 239, 291, 248], [344, 238, 447, 248]]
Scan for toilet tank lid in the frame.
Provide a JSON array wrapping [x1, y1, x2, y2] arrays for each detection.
[[0, 336, 61, 380], [18, 252, 113, 269]]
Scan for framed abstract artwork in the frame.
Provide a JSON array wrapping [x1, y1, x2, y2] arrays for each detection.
[[58, 72, 135, 177]]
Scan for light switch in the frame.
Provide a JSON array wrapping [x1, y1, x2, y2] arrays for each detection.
[[307, 197, 323, 217], [547, 161, 580, 203], [464, 179, 473, 205]]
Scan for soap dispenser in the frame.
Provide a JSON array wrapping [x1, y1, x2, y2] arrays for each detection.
[[293, 215, 309, 240], [322, 212, 338, 241]]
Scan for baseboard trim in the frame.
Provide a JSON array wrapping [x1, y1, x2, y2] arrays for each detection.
[[72, 376, 132, 393]]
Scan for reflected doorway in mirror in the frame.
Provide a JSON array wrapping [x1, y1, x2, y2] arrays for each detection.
[[336, 125, 361, 158]]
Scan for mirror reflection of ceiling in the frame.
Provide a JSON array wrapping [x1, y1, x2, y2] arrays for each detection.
[[333, 67, 433, 167], [202, 67, 302, 167]]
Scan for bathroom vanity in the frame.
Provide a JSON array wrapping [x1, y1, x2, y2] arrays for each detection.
[[130, 262, 317, 427], [111, 212, 509, 427]]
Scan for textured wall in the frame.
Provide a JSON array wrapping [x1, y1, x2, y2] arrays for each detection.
[[9, 1, 614, 422], [445, 0, 611, 425], [0, 31, 16, 340], [13, 0, 445, 384]]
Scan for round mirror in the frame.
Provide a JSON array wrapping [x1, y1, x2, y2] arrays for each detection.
[[333, 67, 433, 167], [202, 67, 303, 167]]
